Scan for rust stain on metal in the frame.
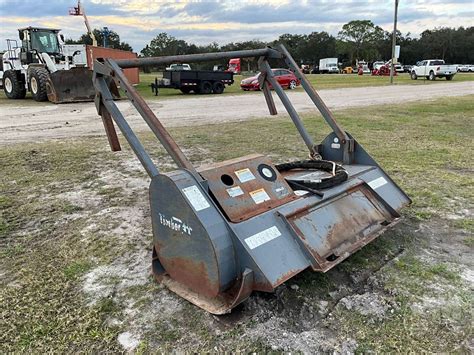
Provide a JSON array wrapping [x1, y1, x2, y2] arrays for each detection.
[[100, 105, 121, 151], [159, 256, 220, 298], [282, 184, 397, 273], [199, 154, 298, 222], [273, 268, 305, 287]]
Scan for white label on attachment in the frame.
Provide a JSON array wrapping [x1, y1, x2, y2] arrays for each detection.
[[235, 168, 255, 183], [250, 188, 271, 204], [294, 190, 309, 196], [227, 186, 244, 197], [368, 177, 388, 190], [245, 226, 281, 250], [331, 143, 341, 149], [181, 185, 210, 211]]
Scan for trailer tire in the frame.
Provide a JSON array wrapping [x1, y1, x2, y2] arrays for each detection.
[[3, 70, 26, 99], [200, 81, 212, 94], [29, 67, 49, 102], [180, 87, 192, 94], [212, 81, 224, 94], [410, 71, 417, 80], [429, 71, 436, 81], [446, 75, 453, 81]]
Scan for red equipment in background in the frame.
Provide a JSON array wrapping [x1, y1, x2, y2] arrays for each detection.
[[372, 64, 398, 76], [228, 58, 241, 74]]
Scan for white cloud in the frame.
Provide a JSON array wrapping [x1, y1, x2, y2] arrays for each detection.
[[0, 0, 472, 52]]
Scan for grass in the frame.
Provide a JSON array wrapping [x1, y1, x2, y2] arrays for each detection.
[[340, 249, 470, 353], [63, 260, 93, 280], [134, 71, 474, 99], [1, 95, 473, 352], [337, 293, 473, 353], [393, 257, 461, 283]]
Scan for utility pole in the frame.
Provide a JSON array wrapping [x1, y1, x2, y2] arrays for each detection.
[[390, 0, 399, 84], [102, 27, 110, 48]]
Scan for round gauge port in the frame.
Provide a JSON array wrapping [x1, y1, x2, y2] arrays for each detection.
[[262, 168, 273, 178], [257, 164, 277, 181]]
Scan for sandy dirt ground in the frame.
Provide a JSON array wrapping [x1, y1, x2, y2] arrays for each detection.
[[2, 94, 472, 352], [1, 81, 473, 145]]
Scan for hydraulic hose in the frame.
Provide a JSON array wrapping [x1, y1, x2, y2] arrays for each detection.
[[275, 160, 348, 195]]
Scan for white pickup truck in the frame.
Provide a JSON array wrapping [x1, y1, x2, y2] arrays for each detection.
[[411, 59, 457, 81]]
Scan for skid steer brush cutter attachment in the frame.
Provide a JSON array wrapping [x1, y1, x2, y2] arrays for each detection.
[[93, 45, 411, 314], [46, 67, 96, 103]]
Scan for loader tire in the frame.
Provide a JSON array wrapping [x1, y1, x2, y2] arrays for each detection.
[[29, 67, 49, 102], [3, 70, 26, 99]]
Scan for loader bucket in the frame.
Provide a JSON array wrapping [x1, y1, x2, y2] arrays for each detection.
[[46, 67, 95, 103], [92, 45, 411, 314]]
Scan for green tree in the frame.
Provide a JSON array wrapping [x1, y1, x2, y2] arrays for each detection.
[[298, 31, 337, 65], [140, 32, 188, 57], [66, 28, 132, 51], [271, 34, 305, 63], [338, 20, 383, 63]]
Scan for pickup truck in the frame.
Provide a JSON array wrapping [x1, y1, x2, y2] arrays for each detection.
[[411, 59, 457, 81], [166, 63, 192, 71], [457, 64, 474, 72]]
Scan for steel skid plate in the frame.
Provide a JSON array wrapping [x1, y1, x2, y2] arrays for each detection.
[[149, 171, 237, 298], [149, 170, 256, 313]]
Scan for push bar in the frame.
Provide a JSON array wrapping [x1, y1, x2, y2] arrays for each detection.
[[93, 45, 355, 178], [114, 48, 283, 69]]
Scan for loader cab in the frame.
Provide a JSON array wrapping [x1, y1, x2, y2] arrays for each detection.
[[18, 27, 61, 64]]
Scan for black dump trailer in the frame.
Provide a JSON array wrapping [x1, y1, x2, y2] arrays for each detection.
[[152, 70, 234, 95]]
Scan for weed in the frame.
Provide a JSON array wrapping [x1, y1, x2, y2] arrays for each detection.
[[63, 261, 92, 280], [463, 236, 474, 248], [454, 218, 474, 233], [394, 257, 461, 283]]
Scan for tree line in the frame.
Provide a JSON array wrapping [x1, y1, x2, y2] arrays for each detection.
[[66, 29, 132, 52], [68, 21, 474, 69]]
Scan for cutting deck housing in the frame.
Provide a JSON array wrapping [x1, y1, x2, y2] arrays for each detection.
[[92, 45, 411, 314]]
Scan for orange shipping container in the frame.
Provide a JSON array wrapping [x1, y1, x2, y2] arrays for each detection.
[[86, 45, 140, 85]]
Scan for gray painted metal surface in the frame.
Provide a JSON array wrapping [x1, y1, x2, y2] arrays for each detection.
[[92, 45, 411, 314]]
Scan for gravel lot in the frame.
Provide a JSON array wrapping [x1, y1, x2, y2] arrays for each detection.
[[1, 81, 473, 145]]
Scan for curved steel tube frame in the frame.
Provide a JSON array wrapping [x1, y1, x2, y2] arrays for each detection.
[[92, 45, 355, 177]]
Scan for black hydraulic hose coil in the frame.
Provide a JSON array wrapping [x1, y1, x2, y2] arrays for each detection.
[[275, 160, 348, 191]]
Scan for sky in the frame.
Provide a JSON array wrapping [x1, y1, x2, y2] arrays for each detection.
[[0, 0, 473, 52]]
